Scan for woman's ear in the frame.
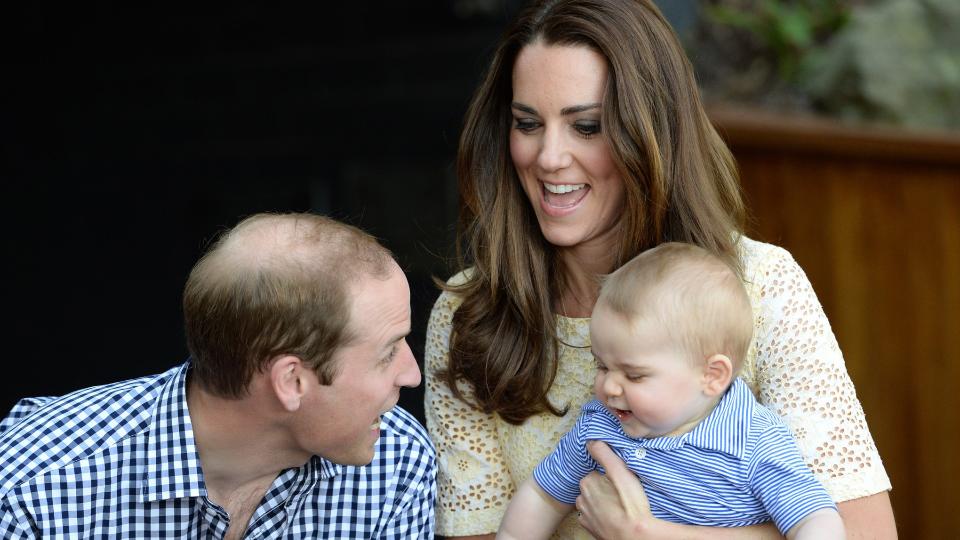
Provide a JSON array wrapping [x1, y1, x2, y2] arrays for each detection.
[[270, 355, 307, 412], [702, 353, 734, 396]]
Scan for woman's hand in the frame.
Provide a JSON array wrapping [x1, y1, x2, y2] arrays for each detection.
[[576, 441, 659, 539]]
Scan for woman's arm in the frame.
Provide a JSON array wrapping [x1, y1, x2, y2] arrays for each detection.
[[836, 493, 897, 540], [746, 244, 895, 535], [424, 287, 514, 537]]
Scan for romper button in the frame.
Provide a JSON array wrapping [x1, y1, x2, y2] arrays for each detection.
[[635, 447, 646, 459]]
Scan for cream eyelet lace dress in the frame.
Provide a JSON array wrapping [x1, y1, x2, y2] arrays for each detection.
[[424, 237, 891, 539]]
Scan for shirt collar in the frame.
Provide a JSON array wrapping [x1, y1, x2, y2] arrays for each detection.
[[585, 378, 754, 458], [138, 362, 346, 504], [678, 378, 753, 457], [140, 362, 206, 503], [313, 456, 343, 480]]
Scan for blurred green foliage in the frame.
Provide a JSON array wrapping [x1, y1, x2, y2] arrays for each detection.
[[704, 0, 848, 85], [696, 0, 960, 131], [804, 0, 960, 130]]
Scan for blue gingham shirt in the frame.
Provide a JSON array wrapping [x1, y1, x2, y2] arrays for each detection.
[[0, 362, 436, 539], [534, 378, 836, 535]]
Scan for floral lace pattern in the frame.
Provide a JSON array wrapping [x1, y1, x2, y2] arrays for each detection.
[[424, 237, 891, 538]]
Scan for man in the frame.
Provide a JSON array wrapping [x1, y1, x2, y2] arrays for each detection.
[[0, 213, 436, 538]]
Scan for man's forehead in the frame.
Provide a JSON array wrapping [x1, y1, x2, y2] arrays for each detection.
[[344, 264, 410, 335]]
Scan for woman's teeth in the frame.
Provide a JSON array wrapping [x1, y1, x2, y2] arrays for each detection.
[[543, 182, 585, 194]]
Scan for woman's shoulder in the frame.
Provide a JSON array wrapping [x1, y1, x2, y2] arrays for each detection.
[[737, 235, 795, 271], [444, 267, 475, 287], [429, 268, 475, 319], [736, 235, 806, 286]]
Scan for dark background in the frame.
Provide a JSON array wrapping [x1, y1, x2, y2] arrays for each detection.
[[3, 1, 692, 423]]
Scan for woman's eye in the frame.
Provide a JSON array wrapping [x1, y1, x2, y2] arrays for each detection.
[[513, 118, 540, 133], [573, 121, 601, 137]]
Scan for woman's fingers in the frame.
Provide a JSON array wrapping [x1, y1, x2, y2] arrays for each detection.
[[586, 441, 649, 518]]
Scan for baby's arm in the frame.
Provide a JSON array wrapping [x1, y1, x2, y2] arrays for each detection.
[[496, 477, 573, 540], [785, 508, 845, 540]]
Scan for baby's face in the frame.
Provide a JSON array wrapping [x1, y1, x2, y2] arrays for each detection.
[[589, 303, 715, 439]]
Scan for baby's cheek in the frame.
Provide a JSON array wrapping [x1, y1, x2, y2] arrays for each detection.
[[592, 373, 605, 398]]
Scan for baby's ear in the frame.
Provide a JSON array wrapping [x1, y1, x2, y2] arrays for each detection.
[[702, 354, 734, 396]]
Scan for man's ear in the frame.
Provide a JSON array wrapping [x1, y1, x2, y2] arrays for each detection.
[[270, 355, 307, 412], [702, 353, 734, 397]]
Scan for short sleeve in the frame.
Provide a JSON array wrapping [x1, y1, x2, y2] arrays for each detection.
[[744, 241, 892, 502], [747, 423, 837, 535], [532, 409, 594, 504], [423, 284, 514, 536]]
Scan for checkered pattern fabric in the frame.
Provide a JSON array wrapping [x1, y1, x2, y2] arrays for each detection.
[[0, 362, 436, 538]]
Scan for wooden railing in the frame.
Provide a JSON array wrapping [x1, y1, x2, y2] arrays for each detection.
[[711, 104, 960, 538]]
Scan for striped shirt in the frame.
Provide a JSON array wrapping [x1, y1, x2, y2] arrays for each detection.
[[533, 378, 836, 535], [0, 362, 436, 539]]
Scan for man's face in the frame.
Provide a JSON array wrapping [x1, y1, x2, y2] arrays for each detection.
[[294, 261, 421, 465]]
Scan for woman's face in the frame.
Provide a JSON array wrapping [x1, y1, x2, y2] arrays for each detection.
[[510, 42, 626, 254]]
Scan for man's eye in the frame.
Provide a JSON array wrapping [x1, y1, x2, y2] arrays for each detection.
[[381, 345, 398, 364]]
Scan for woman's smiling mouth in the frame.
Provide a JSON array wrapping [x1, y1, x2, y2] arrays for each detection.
[[541, 181, 590, 212]]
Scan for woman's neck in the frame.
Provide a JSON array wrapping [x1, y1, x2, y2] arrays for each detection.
[[555, 245, 618, 318]]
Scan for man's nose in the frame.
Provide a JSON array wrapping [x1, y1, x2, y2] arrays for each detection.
[[395, 341, 422, 388]]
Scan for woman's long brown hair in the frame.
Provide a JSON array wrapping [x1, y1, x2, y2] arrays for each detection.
[[443, 0, 745, 424]]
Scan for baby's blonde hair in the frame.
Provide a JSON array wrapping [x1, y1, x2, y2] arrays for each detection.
[[598, 242, 753, 373]]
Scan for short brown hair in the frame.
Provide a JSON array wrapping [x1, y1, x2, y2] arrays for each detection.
[[600, 242, 753, 372], [183, 213, 394, 398]]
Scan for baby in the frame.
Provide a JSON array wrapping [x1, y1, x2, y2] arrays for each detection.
[[498, 242, 844, 539]]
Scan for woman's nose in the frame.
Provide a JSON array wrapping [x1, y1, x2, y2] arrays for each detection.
[[537, 126, 573, 172]]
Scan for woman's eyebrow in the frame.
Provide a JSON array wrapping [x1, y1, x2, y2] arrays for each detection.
[[511, 102, 538, 115], [560, 103, 601, 115], [510, 102, 602, 116]]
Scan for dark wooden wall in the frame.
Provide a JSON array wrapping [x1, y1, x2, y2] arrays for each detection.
[[713, 105, 960, 539]]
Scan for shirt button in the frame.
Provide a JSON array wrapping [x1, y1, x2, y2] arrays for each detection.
[[635, 447, 646, 459]]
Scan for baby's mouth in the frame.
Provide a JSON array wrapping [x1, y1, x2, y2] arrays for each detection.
[[611, 407, 631, 421]]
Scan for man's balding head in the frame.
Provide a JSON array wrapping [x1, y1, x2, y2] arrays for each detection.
[[183, 213, 394, 398]]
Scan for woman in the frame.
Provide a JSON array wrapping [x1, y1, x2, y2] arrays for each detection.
[[424, 0, 896, 538]]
